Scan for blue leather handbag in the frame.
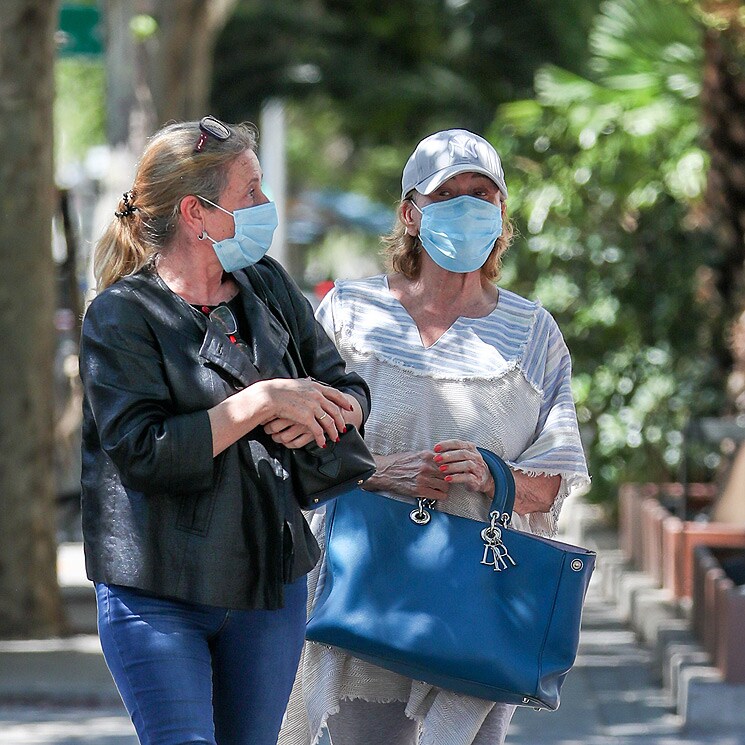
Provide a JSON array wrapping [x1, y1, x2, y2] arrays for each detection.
[[305, 448, 596, 710]]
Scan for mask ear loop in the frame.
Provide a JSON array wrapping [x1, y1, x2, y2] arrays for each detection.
[[195, 195, 227, 244]]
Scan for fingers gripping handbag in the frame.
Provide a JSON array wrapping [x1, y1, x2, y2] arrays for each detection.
[[305, 448, 596, 709], [291, 424, 376, 509]]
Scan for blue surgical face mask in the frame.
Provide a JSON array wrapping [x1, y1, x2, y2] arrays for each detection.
[[412, 195, 503, 273], [198, 196, 278, 272]]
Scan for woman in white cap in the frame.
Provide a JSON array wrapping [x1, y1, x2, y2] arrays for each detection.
[[280, 129, 589, 745]]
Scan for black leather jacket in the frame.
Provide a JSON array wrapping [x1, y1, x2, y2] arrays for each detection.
[[79, 257, 370, 610]]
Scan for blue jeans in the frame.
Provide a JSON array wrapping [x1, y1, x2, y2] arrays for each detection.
[[95, 579, 307, 745]]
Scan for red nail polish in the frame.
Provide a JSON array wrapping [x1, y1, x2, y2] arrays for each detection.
[[439, 465, 448, 472], [434, 454, 443, 462], [444, 475, 453, 482], [342, 426, 347, 434], [335, 437, 340, 443], [434, 444, 442, 453]]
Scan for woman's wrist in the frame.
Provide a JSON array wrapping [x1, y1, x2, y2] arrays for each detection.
[[362, 454, 395, 492], [481, 472, 495, 498], [341, 393, 364, 429], [208, 384, 269, 456]]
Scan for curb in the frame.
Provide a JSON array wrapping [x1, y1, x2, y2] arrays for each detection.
[[590, 516, 745, 734], [0, 636, 121, 705]]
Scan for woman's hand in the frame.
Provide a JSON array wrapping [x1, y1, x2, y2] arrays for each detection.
[[208, 377, 355, 456], [363, 451, 449, 501], [431, 439, 494, 496], [263, 385, 363, 449], [254, 378, 355, 448], [432, 440, 562, 514]]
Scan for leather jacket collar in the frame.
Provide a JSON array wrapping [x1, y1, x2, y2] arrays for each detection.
[[149, 268, 291, 388]]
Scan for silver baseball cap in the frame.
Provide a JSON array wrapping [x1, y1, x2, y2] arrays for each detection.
[[401, 129, 508, 199]]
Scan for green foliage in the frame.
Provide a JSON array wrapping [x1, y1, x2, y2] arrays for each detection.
[[305, 228, 383, 284], [54, 58, 106, 169], [282, 97, 412, 204], [491, 0, 724, 502], [130, 14, 158, 41], [213, 0, 601, 143], [213, 0, 604, 242]]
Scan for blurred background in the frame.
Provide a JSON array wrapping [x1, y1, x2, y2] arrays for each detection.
[[3, 0, 745, 638]]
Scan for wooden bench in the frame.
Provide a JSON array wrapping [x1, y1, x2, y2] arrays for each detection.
[[618, 417, 745, 599], [618, 482, 717, 574]]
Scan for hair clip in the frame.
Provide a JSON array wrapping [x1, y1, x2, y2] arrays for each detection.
[[115, 191, 138, 219]]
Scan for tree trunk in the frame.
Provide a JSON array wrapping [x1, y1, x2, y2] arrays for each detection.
[[0, 0, 65, 638], [700, 2, 745, 410], [151, 0, 239, 125], [103, 0, 238, 151], [104, 0, 139, 147]]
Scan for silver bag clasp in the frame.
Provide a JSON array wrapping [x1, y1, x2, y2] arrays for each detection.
[[481, 510, 516, 571]]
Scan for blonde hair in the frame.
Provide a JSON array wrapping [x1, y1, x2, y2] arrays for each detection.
[[93, 120, 258, 290], [382, 195, 514, 282]]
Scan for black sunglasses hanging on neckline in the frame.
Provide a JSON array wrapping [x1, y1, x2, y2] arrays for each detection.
[[194, 116, 231, 153], [206, 304, 249, 353]]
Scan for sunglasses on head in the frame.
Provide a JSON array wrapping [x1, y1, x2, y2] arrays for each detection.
[[194, 116, 231, 153]]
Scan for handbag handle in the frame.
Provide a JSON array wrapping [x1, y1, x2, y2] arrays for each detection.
[[477, 448, 516, 517]]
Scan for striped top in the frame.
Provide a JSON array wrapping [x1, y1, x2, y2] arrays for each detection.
[[316, 274, 589, 534], [320, 275, 550, 382]]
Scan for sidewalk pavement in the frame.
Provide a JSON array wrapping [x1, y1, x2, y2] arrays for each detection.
[[0, 542, 137, 745], [1, 504, 744, 745]]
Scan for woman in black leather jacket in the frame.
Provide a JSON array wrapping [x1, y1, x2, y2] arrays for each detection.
[[79, 117, 370, 745]]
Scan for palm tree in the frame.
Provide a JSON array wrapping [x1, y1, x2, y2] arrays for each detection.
[[491, 0, 719, 501], [698, 1, 745, 407]]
